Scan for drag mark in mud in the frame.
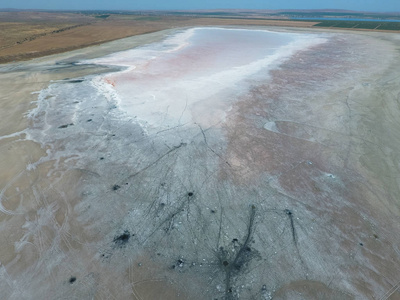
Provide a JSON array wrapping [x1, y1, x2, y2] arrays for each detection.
[[116, 142, 186, 186], [142, 192, 194, 244], [285, 209, 297, 245], [198, 124, 232, 167], [219, 205, 257, 300]]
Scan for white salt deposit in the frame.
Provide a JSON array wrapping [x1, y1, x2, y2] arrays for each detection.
[[84, 27, 328, 131]]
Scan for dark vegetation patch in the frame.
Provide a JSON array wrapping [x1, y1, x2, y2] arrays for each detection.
[[313, 20, 400, 30], [112, 184, 120, 191], [133, 16, 162, 21], [95, 14, 110, 19], [69, 276, 76, 284]]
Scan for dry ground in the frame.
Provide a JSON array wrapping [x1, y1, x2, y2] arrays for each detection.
[[2, 11, 398, 64], [0, 12, 319, 63]]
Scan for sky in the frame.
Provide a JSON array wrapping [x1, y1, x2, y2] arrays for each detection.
[[0, 0, 399, 13]]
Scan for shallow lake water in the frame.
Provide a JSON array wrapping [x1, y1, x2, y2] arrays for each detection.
[[83, 27, 327, 130]]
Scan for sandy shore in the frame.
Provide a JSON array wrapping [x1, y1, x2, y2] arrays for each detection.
[[1, 27, 400, 299]]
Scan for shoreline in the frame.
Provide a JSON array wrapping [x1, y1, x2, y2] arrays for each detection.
[[1, 27, 400, 299], [1, 15, 400, 65]]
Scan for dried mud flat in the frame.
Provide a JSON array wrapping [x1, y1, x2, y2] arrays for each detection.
[[1, 27, 400, 300]]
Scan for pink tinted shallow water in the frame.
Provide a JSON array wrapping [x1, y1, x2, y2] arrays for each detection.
[[111, 28, 294, 85], [89, 28, 327, 129]]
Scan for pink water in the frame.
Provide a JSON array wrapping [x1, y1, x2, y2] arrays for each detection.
[[88, 27, 327, 130]]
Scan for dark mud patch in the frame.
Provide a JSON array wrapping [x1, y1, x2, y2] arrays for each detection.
[[58, 123, 74, 129], [219, 205, 260, 299], [113, 230, 131, 247], [69, 276, 76, 284]]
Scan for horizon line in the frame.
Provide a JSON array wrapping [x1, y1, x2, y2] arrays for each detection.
[[1, 8, 400, 14]]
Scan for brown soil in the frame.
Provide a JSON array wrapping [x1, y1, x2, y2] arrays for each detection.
[[0, 12, 320, 64]]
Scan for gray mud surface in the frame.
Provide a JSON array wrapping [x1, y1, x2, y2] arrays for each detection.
[[1, 28, 400, 299]]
